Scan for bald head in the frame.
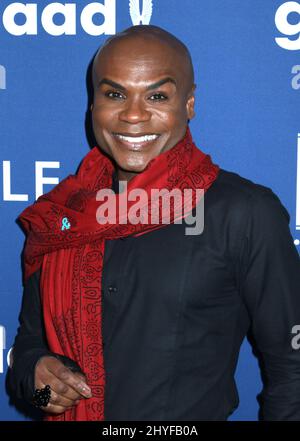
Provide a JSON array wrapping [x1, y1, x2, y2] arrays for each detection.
[[92, 25, 195, 97], [90, 25, 196, 181]]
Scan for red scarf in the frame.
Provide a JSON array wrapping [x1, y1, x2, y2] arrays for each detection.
[[18, 126, 220, 420]]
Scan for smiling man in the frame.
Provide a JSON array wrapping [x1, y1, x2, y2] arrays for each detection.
[[9, 25, 300, 422], [90, 26, 195, 182]]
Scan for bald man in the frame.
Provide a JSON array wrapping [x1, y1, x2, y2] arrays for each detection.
[[9, 25, 300, 421], [90, 25, 196, 182]]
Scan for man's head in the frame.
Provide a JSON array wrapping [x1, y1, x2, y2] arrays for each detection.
[[91, 25, 196, 181]]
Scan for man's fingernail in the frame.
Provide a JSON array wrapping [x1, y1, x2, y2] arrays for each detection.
[[79, 382, 91, 391], [79, 383, 92, 395]]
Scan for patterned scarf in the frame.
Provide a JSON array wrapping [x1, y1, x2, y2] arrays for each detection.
[[18, 126, 220, 420]]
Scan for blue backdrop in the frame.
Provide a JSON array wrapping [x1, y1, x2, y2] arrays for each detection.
[[0, 0, 299, 421]]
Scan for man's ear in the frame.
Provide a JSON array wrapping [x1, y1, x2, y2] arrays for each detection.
[[90, 103, 94, 112], [186, 84, 196, 120]]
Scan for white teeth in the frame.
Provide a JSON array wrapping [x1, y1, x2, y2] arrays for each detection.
[[114, 134, 159, 143]]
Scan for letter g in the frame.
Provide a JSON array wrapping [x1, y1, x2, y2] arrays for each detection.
[[275, 1, 300, 50]]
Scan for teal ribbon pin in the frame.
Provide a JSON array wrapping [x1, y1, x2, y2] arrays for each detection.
[[61, 217, 71, 231]]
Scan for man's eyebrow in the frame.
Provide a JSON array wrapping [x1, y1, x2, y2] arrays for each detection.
[[146, 77, 177, 90], [97, 77, 177, 91]]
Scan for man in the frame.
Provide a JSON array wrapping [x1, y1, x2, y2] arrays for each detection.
[[9, 25, 300, 421]]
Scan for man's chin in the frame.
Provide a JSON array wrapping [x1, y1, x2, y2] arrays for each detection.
[[117, 163, 148, 174], [115, 160, 153, 180]]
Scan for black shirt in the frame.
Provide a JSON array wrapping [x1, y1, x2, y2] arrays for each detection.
[[8, 168, 300, 420]]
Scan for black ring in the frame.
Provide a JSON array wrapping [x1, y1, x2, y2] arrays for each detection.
[[32, 385, 51, 408]]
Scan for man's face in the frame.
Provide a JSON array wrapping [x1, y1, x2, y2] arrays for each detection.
[[91, 37, 195, 181]]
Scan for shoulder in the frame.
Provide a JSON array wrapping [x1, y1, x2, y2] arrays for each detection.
[[211, 168, 288, 211], [206, 168, 290, 235], [210, 168, 278, 201]]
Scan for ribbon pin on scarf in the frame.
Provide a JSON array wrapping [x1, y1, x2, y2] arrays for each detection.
[[61, 217, 71, 231]]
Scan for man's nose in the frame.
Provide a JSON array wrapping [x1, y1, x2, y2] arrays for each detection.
[[119, 98, 151, 123]]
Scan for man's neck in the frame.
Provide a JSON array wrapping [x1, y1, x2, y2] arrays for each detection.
[[116, 168, 138, 183]]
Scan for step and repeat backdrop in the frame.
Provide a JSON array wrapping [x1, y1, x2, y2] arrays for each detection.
[[0, 0, 299, 421]]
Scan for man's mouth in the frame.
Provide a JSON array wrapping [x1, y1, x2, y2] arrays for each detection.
[[112, 133, 160, 150]]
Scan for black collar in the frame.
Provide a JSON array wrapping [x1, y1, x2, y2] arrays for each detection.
[[111, 169, 120, 194]]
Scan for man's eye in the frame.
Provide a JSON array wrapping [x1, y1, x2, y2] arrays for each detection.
[[105, 91, 125, 99], [149, 93, 168, 101]]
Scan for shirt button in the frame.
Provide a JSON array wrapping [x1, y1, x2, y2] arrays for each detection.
[[108, 286, 117, 293]]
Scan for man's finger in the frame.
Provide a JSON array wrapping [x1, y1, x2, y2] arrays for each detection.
[[48, 363, 92, 398], [41, 401, 73, 415], [47, 387, 80, 408], [35, 380, 81, 407], [36, 369, 83, 402], [35, 381, 81, 414]]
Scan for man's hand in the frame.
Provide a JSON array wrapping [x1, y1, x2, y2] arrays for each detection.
[[34, 356, 93, 414]]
